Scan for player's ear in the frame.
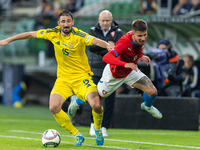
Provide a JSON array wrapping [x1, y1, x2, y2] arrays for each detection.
[[72, 19, 74, 25], [57, 20, 60, 26]]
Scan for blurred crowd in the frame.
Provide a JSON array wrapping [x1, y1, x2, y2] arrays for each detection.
[[0, 0, 84, 16], [0, 0, 200, 17], [140, 0, 200, 16], [35, 0, 84, 29]]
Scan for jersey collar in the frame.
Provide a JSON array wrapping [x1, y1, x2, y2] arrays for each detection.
[[131, 41, 141, 46]]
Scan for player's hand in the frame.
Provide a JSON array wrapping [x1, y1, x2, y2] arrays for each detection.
[[0, 39, 10, 46], [139, 55, 151, 66], [108, 41, 115, 47], [107, 43, 114, 51], [124, 63, 138, 71]]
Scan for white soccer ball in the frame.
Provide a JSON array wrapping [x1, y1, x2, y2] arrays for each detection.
[[41, 129, 61, 147]]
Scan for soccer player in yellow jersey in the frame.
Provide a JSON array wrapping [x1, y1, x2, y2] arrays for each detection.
[[0, 11, 113, 146]]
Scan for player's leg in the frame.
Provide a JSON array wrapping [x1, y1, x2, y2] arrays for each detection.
[[67, 95, 86, 121], [101, 91, 116, 137], [67, 77, 99, 122], [88, 76, 101, 136], [49, 94, 84, 145], [50, 80, 84, 145], [73, 74, 104, 145], [87, 91, 104, 145], [129, 74, 162, 119]]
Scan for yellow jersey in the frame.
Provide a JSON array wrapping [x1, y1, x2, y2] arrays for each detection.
[[36, 26, 95, 79]]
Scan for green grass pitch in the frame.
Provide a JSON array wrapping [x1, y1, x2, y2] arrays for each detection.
[[0, 105, 200, 150]]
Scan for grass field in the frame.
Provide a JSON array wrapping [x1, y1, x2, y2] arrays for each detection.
[[1, 105, 200, 150]]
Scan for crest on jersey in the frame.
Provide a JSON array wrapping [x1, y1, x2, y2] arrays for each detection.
[[133, 55, 137, 61], [102, 90, 107, 95], [111, 31, 115, 37], [69, 42, 73, 48]]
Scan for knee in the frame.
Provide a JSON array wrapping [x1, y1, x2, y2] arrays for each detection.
[[49, 104, 61, 114], [92, 103, 102, 114], [148, 88, 158, 97]]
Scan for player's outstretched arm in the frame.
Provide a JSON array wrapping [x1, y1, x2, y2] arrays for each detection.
[[0, 31, 37, 46], [92, 38, 114, 51]]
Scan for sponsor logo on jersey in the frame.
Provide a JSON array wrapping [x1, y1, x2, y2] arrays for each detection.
[[133, 55, 137, 61], [111, 31, 115, 37], [102, 90, 107, 95], [69, 42, 73, 48], [55, 41, 60, 45]]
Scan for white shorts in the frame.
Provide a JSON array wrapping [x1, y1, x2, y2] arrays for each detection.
[[97, 64, 146, 97]]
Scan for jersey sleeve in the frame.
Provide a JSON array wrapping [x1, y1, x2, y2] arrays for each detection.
[[76, 29, 95, 46], [84, 33, 95, 46], [113, 43, 127, 56], [102, 46, 127, 67], [36, 29, 52, 40]]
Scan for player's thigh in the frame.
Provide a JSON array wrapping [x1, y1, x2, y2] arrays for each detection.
[[50, 79, 73, 101], [125, 69, 146, 88], [98, 65, 125, 98], [49, 94, 65, 111], [124, 69, 156, 94], [134, 77, 157, 95], [73, 74, 98, 102], [98, 78, 124, 98]]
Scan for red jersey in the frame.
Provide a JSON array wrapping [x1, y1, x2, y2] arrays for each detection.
[[102, 30, 144, 78]]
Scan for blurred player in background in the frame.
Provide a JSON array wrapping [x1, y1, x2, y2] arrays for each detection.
[[0, 10, 113, 146]]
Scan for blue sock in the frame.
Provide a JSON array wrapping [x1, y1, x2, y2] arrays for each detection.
[[143, 93, 157, 107], [76, 98, 87, 105]]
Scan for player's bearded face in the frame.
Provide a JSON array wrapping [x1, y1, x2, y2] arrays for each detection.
[[62, 26, 72, 34], [58, 16, 74, 35]]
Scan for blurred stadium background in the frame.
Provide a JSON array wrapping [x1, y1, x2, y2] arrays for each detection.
[[0, 0, 200, 129]]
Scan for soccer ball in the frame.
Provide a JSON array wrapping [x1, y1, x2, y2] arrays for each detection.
[[41, 129, 61, 147]]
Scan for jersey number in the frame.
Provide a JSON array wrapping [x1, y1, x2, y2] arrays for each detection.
[[62, 48, 69, 55], [83, 79, 91, 88]]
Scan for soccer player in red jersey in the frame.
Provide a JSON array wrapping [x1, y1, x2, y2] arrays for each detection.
[[98, 19, 162, 119]]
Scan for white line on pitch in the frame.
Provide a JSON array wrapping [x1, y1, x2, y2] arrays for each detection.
[[8, 130, 200, 149], [0, 135, 130, 150]]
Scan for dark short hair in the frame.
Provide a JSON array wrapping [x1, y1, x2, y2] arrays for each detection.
[[132, 19, 148, 32], [58, 10, 73, 20]]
